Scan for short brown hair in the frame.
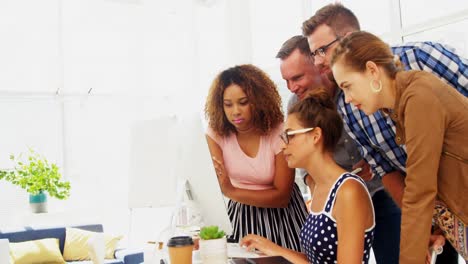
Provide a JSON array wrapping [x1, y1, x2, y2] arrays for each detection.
[[205, 64, 284, 137], [331, 31, 402, 78], [302, 3, 360, 37], [276, 35, 313, 62], [288, 89, 342, 152]]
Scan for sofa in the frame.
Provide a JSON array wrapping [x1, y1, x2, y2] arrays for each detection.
[[0, 224, 143, 264]]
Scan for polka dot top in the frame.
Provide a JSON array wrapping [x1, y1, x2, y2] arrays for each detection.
[[300, 173, 375, 264]]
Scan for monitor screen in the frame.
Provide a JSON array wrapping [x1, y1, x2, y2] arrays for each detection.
[[174, 113, 233, 235]]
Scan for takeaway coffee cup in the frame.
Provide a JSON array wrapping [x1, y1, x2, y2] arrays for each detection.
[[167, 236, 194, 264]]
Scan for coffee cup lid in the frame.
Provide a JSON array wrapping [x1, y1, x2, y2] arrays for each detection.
[[167, 236, 194, 247]]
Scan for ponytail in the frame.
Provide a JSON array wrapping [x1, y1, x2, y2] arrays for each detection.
[[288, 89, 342, 152]]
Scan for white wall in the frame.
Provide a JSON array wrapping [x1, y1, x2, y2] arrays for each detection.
[[0, 0, 199, 244], [0, 0, 259, 247]]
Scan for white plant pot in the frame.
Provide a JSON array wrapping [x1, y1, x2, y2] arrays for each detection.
[[199, 237, 227, 264], [29, 192, 48, 213]]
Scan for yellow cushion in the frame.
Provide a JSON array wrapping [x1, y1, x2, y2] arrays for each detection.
[[9, 238, 65, 264], [63, 227, 122, 260]]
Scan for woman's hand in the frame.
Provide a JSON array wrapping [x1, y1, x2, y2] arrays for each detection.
[[241, 234, 309, 264], [212, 156, 234, 195], [425, 233, 445, 264], [240, 234, 283, 256]]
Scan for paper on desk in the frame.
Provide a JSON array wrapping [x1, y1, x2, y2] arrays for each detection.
[[227, 243, 261, 258]]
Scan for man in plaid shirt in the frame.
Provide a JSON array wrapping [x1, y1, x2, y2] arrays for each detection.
[[300, 3, 468, 264]]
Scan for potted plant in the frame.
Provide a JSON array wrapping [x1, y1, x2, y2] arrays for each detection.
[[198, 225, 227, 264], [0, 148, 71, 213]]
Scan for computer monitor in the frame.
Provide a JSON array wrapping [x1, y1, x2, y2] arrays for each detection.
[[128, 113, 231, 232], [175, 113, 233, 235]]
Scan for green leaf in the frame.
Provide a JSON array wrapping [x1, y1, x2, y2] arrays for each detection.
[[0, 149, 71, 200], [199, 225, 226, 240]]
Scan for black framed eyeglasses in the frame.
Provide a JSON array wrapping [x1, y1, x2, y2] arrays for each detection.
[[280, 128, 315, 144], [310, 37, 340, 58]]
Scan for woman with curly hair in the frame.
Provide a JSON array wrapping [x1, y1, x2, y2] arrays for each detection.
[[205, 64, 308, 251]]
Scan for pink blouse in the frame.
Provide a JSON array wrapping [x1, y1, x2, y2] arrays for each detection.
[[206, 125, 284, 190]]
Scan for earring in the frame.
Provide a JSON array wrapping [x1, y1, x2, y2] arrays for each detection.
[[370, 79, 382, 93]]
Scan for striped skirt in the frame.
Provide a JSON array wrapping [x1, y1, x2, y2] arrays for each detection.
[[227, 183, 308, 252]]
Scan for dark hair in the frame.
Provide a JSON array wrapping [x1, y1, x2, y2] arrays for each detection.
[[302, 3, 360, 37], [276, 35, 314, 62], [331, 31, 403, 78], [205, 64, 284, 136], [288, 89, 342, 153]]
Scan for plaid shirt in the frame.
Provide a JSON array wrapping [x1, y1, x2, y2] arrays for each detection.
[[338, 41, 468, 178]]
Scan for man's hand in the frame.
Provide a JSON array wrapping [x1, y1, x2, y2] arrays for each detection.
[[353, 159, 373, 181], [381, 171, 405, 207]]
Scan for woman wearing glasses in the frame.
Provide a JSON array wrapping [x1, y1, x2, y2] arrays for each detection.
[[241, 90, 375, 264], [331, 31, 468, 263], [204, 64, 308, 251]]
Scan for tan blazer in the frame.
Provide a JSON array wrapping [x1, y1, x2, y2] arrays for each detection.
[[390, 70, 468, 264]]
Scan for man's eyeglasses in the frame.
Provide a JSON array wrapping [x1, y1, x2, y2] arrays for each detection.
[[310, 37, 340, 58], [280, 128, 315, 144]]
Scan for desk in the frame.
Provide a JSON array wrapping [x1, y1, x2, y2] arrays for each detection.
[[145, 243, 260, 264]]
